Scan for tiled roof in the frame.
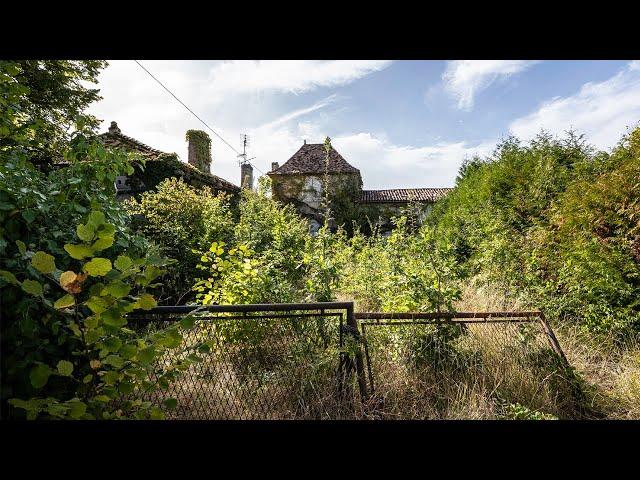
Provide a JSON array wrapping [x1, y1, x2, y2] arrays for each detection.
[[99, 122, 240, 193], [100, 123, 165, 160], [269, 143, 360, 175], [360, 188, 452, 203]]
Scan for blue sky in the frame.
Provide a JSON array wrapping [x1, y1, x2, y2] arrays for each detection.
[[89, 60, 640, 189]]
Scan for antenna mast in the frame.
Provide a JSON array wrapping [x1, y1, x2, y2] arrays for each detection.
[[238, 134, 250, 165]]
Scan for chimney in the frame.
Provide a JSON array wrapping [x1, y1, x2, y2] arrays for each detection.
[[304, 139, 307, 145], [241, 162, 253, 190], [186, 130, 212, 174], [271, 162, 279, 172], [109, 121, 121, 134]]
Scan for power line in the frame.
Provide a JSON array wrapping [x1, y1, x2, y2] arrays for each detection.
[[134, 60, 265, 176]]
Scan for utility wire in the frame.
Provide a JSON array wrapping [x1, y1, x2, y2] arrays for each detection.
[[134, 60, 266, 175]]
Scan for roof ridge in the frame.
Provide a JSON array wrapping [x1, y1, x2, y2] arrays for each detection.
[[269, 143, 360, 175]]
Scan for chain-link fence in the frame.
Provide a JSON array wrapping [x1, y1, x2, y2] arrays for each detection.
[[128, 303, 362, 420], [356, 312, 582, 419], [128, 305, 579, 420]]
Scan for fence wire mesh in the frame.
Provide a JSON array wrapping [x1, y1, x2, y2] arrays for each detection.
[[356, 312, 581, 419], [129, 304, 359, 420]]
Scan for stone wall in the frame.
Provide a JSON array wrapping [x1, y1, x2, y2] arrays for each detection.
[[271, 172, 362, 232]]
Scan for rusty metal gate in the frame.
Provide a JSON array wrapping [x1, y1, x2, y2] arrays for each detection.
[[128, 302, 365, 419], [355, 311, 581, 419], [128, 304, 578, 419]]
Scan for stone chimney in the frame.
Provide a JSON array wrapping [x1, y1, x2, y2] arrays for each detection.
[[241, 162, 253, 190], [108, 121, 121, 134], [186, 130, 212, 174], [271, 162, 279, 172]]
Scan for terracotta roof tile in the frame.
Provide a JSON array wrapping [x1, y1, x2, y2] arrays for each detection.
[[360, 188, 452, 203], [268, 143, 360, 175]]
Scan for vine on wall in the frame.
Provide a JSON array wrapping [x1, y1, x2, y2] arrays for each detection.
[[185, 130, 212, 173]]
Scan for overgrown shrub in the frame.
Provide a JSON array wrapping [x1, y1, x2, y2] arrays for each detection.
[[126, 178, 235, 304]]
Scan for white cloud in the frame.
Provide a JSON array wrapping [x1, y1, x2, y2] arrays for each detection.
[[442, 60, 539, 110], [510, 61, 640, 150], [256, 94, 338, 130], [332, 133, 495, 188], [88, 60, 496, 189], [204, 60, 392, 95], [87, 61, 390, 186]]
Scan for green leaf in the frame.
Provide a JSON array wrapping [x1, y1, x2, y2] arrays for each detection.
[[150, 407, 165, 420], [104, 336, 123, 352], [164, 398, 178, 409], [76, 223, 95, 242], [91, 235, 114, 252], [54, 294, 75, 309], [103, 354, 124, 368], [83, 257, 112, 277], [21, 279, 43, 297], [114, 255, 133, 271], [0, 270, 19, 285], [86, 296, 109, 314], [101, 280, 130, 299], [134, 293, 157, 310], [119, 344, 137, 359], [87, 211, 106, 228], [137, 346, 156, 365], [57, 360, 74, 376], [68, 401, 86, 419], [180, 315, 196, 329], [31, 251, 56, 274], [30, 364, 51, 389], [15, 240, 27, 255], [64, 243, 93, 260], [119, 381, 134, 395], [22, 209, 36, 224]]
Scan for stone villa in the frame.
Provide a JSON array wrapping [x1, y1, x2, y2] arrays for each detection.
[[96, 123, 450, 233], [268, 141, 451, 233]]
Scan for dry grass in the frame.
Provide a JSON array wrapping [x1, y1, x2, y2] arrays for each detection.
[[456, 280, 640, 419], [358, 321, 580, 419], [141, 282, 639, 419]]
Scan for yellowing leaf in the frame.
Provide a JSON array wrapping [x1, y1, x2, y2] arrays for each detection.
[[90, 359, 102, 370], [60, 271, 77, 288], [54, 294, 75, 309], [60, 271, 87, 294], [83, 258, 112, 277], [31, 251, 56, 274], [91, 235, 114, 252], [76, 223, 95, 242], [64, 243, 93, 260]]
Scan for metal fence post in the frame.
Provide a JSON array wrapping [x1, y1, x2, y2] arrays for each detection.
[[346, 302, 368, 402]]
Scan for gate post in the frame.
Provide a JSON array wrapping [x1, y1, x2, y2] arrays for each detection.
[[346, 303, 368, 402]]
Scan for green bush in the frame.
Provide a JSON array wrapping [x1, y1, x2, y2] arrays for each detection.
[[126, 178, 235, 304], [432, 128, 640, 337]]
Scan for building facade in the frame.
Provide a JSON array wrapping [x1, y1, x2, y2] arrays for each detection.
[[268, 141, 451, 233]]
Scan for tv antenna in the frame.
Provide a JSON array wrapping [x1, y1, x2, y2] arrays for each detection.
[[238, 134, 250, 166]]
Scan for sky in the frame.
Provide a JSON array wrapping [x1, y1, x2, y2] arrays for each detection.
[[88, 60, 640, 189]]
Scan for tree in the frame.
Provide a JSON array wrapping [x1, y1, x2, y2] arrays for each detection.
[[0, 60, 106, 166]]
